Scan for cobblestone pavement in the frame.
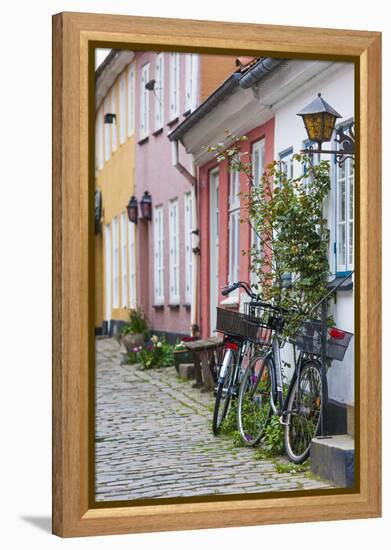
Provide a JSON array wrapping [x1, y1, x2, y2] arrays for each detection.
[[95, 338, 332, 502]]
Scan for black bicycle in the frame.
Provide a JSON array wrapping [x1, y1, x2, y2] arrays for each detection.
[[212, 281, 260, 435], [236, 299, 353, 463]]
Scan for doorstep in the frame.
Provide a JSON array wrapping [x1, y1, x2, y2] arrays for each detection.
[[311, 434, 355, 488]]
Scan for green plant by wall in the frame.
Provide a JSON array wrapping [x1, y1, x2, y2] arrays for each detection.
[[139, 335, 174, 369], [121, 308, 149, 337], [205, 132, 332, 337]]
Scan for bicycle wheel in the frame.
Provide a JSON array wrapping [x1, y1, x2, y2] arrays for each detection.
[[284, 360, 327, 463], [237, 353, 275, 446], [212, 348, 236, 435]]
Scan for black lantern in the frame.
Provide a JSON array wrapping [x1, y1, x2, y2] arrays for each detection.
[[104, 113, 116, 124], [126, 195, 138, 224], [297, 93, 341, 146], [140, 191, 152, 221]]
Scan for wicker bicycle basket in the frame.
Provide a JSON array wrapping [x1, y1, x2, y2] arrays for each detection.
[[243, 301, 285, 345], [295, 320, 353, 361], [215, 307, 259, 343]]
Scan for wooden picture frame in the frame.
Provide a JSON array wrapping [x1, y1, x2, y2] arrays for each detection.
[[52, 12, 381, 537]]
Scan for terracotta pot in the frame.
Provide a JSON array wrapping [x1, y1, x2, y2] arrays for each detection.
[[122, 332, 144, 353]]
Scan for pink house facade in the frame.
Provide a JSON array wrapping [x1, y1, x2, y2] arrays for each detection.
[[197, 121, 275, 338], [133, 51, 235, 341]]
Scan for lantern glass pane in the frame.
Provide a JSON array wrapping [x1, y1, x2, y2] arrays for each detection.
[[322, 112, 336, 142], [303, 113, 323, 142]]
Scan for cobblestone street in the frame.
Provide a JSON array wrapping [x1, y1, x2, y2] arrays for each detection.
[[95, 338, 332, 502]]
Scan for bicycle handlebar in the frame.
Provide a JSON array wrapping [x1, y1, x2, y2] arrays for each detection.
[[221, 281, 258, 300]]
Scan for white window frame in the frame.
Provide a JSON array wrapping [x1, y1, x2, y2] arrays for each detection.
[[169, 199, 180, 304], [112, 217, 119, 308], [251, 139, 265, 286], [104, 224, 112, 321], [120, 213, 128, 307], [97, 109, 104, 170], [184, 192, 193, 303], [155, 53, 164, 131], [104, 97, 111, 162], [169, 52, 180, 120], [127, 66, 135, 136], [228, 162, 241, 285], [140, 63, 150, 139], [111, 88, 117, 153], [128, 220, 137, 308], [335, 127, 354, 275], [279, 146, 294, 180], [119, 74, 126, 145], [154, 206, 164, 304], [185, 54, 199, 113]]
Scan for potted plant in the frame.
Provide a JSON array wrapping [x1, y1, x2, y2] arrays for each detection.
[[173, 338, 196, 373], [121, 308, 149, 353]]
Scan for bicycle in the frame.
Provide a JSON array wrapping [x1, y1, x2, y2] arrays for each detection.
[[236, 294, 353, 463], [212, 281, 260, 435]]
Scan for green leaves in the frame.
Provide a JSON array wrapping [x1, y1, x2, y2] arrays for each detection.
[[241, 153, 332, 336]]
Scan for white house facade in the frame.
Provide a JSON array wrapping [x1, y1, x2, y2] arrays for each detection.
[[272, 61, 355, 428]]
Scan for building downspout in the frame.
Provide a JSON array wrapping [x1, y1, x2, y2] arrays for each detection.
[[171, 140, 199, 337]]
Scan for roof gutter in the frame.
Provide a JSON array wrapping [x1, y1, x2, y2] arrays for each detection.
[[238, 57, 282, 89], [168, 57, 283, 143]]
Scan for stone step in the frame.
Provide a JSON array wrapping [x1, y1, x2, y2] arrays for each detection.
[[311, 434, 355, 488]]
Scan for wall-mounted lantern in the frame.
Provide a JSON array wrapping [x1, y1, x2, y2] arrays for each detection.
[[95, 189, 102, 234], [104, 113, 117, 124], [297, 93, 355, 167], [140, 191, 152, 221], [126, 195, 138, 224]]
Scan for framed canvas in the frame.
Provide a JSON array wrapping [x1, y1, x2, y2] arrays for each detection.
[[52, 12, 381, 538]]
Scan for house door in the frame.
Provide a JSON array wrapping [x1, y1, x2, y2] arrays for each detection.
[[209, 168, 219, 335], [104, 224, 112, 330]]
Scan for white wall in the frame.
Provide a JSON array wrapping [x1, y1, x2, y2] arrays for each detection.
[[274, 63, 355, 405]]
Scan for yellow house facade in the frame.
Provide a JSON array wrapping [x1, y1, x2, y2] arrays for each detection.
[[95, 51, 137, 334]]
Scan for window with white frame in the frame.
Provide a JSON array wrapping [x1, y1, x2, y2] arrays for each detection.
[[228, 162, 241, 284], [169, 199, 180, 304], [119, 74, 126, 145], [104, 97, 111, 161], [185, 54, 199, 113], [112, 217, 119, 307], [97, 109, 104, 170], [140, 63, 150, 139], [184, 192, 193, 303], [111, 88, 117, 152], [95, 125, 99, 176], [279, 147, 294, 180], [251, 140, 265, 286], [127, 66, 135, 136], [120, 213, 127, 307], [155, 53, 164, 131], [336, 141, 354, 274], [128, 220, 137, 308], [169, 52, 179, 120], [277, 146, 295, 287], [154, 206, 164, 304]]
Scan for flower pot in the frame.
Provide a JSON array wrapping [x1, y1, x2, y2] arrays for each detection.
[[122, 332, 144, 353], [173, 349, 194, 373]]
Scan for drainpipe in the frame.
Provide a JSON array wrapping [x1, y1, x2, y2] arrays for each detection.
[[171, 140, 199, 337]]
